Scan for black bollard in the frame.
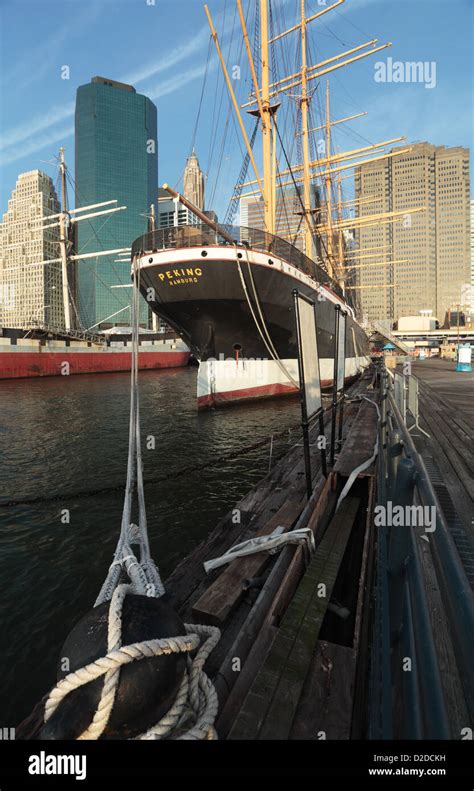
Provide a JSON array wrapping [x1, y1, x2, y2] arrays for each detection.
[[38, 593, 187, 740]]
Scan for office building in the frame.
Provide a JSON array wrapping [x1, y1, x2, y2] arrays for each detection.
[[354, 143, 470, 323], [0, 171, 63, 328], [75, 76, 158, 329]]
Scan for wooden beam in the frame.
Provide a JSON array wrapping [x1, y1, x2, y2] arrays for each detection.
[[192, 498, 305, 625]]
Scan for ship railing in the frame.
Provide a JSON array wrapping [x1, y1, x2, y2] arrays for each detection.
[[25, 320, 105, 345], [370, 320, 411, 355], [369, 361, 473, 738], [131, 224, 342, 296]]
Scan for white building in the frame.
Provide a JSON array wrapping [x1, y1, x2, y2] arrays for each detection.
[[0, 171, 64, 328], [157, 187, 200, 229]]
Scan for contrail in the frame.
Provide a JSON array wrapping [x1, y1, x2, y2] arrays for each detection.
[[0, 6, 230, 164], [0, 103, 75, 152], [0, 125, 74, 168]]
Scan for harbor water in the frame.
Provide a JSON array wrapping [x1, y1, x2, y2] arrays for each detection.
[[0, 366, 300, 726]]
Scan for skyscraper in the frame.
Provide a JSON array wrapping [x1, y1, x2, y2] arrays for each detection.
[[470, 199, 474, 289], [75, 76, 158, 329], [0, 171, 63, 329], [183, 149, 205, 211], [354, 143, 470, 323]]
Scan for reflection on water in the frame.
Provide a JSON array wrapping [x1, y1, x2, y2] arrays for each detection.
[[0, 366, 299, 725]]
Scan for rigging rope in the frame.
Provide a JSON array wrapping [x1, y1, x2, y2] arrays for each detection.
[[235, 244, 299, 388], [224, 119, 259, 225], [41, 258, 220, 740]]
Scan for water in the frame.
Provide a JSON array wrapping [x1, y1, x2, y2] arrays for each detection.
[[0, 366, 300, 726]]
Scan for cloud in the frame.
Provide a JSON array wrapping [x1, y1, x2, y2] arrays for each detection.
[[1, 4, 103, 93], [0, 1, 245, 169], [0, 14, 216, 163], [0, 52, 217, 166]]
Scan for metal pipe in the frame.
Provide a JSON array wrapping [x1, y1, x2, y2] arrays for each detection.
[[388, 390, 474, 720], [405, 529, 451, 738], [401, 579, 424, 739], [330, 305, 340, 465]]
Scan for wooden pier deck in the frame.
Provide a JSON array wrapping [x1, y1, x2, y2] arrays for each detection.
[[165, 367, 379, 738], [411, 359, 474, 565]]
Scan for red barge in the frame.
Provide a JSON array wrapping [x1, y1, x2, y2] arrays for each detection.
[[0, 326, 189, 380]]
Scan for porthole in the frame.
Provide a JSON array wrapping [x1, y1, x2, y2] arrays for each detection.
[[148, 257, 153, 263], [268, 258, 274, 265], [237, 252, 243, 259], [201, 250, 208, 257]]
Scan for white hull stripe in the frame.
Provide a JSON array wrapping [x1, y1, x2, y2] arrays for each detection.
[[197, 356, 369, 400]]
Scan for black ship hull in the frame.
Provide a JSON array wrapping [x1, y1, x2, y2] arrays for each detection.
[[133, 226, 370, 407]]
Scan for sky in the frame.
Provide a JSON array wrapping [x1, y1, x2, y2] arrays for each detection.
[[0, 0, 472, 221]]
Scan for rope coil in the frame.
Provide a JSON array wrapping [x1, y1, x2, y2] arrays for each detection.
[[44, 584, 220, 740]]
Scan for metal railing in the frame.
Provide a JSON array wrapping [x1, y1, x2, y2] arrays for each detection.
[[393, 369, 430, 437], [370, 362, 474, 739], [131, 223, 342, 295]]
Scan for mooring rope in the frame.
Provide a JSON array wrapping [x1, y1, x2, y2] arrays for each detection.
[[43, 583, 220, 740], [42, 256, 221, 740], [235, 244, 299, 388]]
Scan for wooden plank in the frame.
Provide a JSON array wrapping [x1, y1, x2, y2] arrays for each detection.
[[216, 545, 305, 737], [333, 400, 378, 478], [419, 392, 474, 473], [228, 496, 361, 740], [192, 498, 305, 625], [418, 407, 473, 494], [305, 471, 337, 542], [290, 641, 357, 739], [350, 476, 376, 738], [216, 473, 336, 733], [258, 501, 360, 740]]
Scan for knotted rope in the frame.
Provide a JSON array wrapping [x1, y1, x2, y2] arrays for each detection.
[[43, 584, 220, 740]]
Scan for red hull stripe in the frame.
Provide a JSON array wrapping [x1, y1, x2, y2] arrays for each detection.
[[0, 351, 189, 379], [197, 373, 360, 408]]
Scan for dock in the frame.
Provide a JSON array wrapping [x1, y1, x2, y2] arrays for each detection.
[[15, 360, 473, 743], [411, 359, 474, 571], [163, 359, 474, 740], [165, 367, 378, 738]]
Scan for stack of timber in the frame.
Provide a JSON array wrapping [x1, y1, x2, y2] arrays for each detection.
[[166, 366, 380, 738]]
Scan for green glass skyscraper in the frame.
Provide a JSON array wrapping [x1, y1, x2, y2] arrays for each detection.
[[75, 76, 157, 329]]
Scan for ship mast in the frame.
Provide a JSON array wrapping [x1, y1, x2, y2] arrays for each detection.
[[324, 81, 334, 278], [31, 149, 130, 336], [300, 0, 313, 258], [260, 0, 274, 233], [337, 172, 345, 294], [58, 147, 72, 330], [205, 0, 425, 305]]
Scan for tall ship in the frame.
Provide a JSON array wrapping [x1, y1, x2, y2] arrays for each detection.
[[131, 0, 412, 408], [0, 150, 189, 380]]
